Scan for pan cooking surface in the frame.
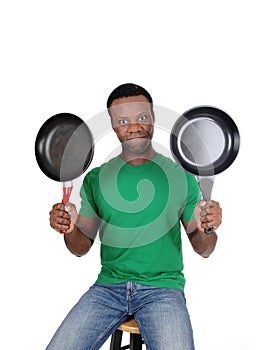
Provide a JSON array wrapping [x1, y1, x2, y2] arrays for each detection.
[[35, 113, 94, 182], [177, 117, 226, 167], [170, 106, 240, 176]]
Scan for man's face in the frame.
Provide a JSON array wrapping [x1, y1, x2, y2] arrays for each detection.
[[109, 95, 154, 155]]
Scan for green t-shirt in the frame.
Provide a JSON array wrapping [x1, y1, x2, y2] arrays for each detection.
[[79, 153, 200, 290]]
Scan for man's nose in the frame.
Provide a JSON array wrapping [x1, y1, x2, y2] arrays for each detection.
[[127, 122, 143, 133]]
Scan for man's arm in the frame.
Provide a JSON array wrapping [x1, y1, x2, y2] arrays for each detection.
[[64, 215, 100, 257], [182, 200, 222, 258], [49, 203, 100, 257]]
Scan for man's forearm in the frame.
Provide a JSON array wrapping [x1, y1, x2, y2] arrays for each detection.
[[64, 225, 93, 257], [189, 228, 218, 258]]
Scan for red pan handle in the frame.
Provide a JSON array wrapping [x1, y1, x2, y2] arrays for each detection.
[[60, 181, 73, 234], [62, 181, 73, 205]]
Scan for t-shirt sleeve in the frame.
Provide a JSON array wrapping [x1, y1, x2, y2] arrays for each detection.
[[78, 169, 99, 218], [181, 173, 201, 222]]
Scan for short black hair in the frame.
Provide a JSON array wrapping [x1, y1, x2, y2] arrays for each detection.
[[107, 83, 153, 109]]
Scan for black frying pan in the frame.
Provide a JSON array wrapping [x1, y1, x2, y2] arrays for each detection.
[[35, 112, 94, 205], [170, 106, 240, 233]]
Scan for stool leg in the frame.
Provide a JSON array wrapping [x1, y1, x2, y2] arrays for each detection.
[[130, 334, 143, 350], [109, 329, 123, 350]]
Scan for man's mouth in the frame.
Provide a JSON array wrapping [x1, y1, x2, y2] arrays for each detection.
[[125, 135, 148, 142]]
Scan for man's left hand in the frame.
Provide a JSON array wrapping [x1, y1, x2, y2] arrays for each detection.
[[194, 200, 222, 232]]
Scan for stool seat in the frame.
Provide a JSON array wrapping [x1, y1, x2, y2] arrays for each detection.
[[109, 317, 144, 349], [118, 318, 140, 334]]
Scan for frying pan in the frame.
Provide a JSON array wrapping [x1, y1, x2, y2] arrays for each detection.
[[35, 112, 94, 208], [170, 106, 240, 234]]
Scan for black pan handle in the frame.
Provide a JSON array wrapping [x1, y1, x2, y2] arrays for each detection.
[[204, 227, 213, 234]]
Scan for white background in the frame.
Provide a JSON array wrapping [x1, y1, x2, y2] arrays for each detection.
[[1, 1, 275, 349]]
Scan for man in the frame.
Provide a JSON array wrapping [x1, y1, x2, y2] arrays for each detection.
[[47, 83, 222, 349]]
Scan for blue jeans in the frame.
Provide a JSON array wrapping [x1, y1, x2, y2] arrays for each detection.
[[46, 282, 195, 350]]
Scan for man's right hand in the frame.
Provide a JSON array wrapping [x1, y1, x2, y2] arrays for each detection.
[[49, 203, 77, 234]]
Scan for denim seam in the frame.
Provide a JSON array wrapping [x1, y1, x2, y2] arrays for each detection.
[[89, 314, 127, 350], [134, 315, 152, 350]]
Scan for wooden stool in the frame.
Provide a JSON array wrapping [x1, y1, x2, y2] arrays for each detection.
[[109, 317, 144, 350]]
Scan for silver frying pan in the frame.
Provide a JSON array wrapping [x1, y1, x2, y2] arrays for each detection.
[[170, 106, 240, 233]]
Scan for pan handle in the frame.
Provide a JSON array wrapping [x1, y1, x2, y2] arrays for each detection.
[[198, 177, 214, 235], [60, 181, 73, 234], [62, 181, 73, 205], [204, 227, 213, 234]]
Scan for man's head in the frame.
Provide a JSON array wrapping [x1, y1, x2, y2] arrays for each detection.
[[107, 83, 155, 158], [107, 83, 153, 112]]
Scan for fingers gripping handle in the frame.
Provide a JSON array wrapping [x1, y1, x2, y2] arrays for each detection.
[[203, 201, 213, 234], [198, 177, 214, 235]]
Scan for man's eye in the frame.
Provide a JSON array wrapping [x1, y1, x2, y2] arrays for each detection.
[[138, 115, 147, 122], [119, 119, 128, 125]]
